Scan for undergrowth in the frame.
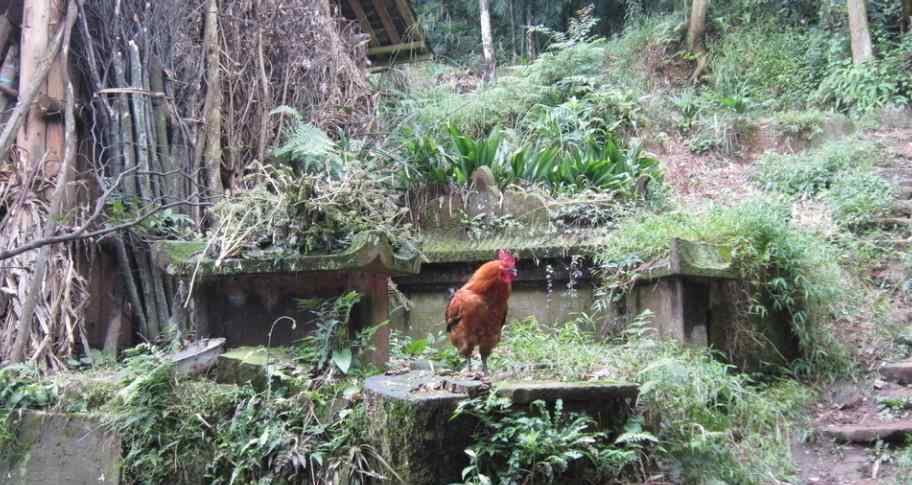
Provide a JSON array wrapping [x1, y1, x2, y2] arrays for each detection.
[[755, 140, 895, 232], [429, 312, 815, 484], [595, 198, 855, 379], [0, 292, 390, 485]]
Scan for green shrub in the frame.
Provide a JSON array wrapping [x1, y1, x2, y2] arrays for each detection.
[[824, 170, 895, 230], [596, 198, 853, 379], [814, 34, 912, 115], [610, 321, 812, 484], [772, 110, 827, 141], [398, 124, 661, 196], [754, 141, 878, 197], [476, 314, 813, 484], [709, 26, 831, 109], [454, 396, 641, 485]]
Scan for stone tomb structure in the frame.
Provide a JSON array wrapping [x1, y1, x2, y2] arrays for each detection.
[[625, 238, 800, 369], [154, 232, 421, 365], [393, 167, 798, 369]]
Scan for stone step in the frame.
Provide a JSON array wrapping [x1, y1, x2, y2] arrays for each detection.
[[879, 361, 912, 384], [821, 420, 912, 444]]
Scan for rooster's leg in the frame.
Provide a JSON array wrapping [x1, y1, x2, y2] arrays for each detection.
[[464, 356, 472, 373], [480, 353, 490, 375]]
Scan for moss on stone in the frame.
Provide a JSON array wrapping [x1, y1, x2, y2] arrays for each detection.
[[421, 230, 613, 264], [154, 231, 421, 278]]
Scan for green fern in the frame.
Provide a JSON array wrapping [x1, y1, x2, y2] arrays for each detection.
[[269, 106, 338, 173]]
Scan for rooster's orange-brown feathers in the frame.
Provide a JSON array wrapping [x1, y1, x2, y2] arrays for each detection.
[[445, 250, 517, 374]]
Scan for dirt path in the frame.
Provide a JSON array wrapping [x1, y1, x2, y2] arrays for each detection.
[[664, 126, 912, 485]]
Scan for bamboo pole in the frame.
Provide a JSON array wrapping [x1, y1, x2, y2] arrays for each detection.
[[202, 0, 223, 198]]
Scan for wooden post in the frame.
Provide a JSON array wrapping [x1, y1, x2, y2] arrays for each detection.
[[349, 272, 390, 368], [45, 0, 66, 179], [17, 0, 52, 167]]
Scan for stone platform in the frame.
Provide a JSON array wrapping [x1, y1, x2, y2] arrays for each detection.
[[363, 371, 639, 485]]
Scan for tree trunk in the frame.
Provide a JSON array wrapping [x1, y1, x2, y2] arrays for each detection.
[[509, 0, 517, 61], [687, 0, 710, 83], [479, 0, 496, 82], [687, 0, 709, 51], [847, 0, 873, 64], [525, 2, 536, 61], [901, 0, 911, 33], [202, 0, 224, 198]]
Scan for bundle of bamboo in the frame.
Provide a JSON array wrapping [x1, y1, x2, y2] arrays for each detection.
[[0, 0, 377, 367]]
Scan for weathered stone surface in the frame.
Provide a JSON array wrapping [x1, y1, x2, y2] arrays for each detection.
[[822, 421, 912, 443], [880, 361, 912, 384], [153, 231, 421, 278], [878, 106, 912, 129], [0, 411, 120, 485], [628, 243, 799, 371], [363, 371, 476, 485], [639, 238, 737, 281], [363, 372, 640, 485], [170, 338, 225, 376], [442, 377, 490, 397], [213, 346, 294, 391]]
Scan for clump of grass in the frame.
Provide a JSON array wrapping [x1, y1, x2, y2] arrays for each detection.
[[754, 140, 895, 232], [754, 140, 879, 197], [772, 109, 827, 141], [824, 171, 895, 230], [606, 319, 813, 484], [490, 316, 615, 380]]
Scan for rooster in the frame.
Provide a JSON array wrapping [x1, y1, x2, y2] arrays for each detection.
[[445, 249, 518, 375]]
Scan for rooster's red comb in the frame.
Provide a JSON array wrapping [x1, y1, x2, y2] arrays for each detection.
[[497, 249, 516, 267]]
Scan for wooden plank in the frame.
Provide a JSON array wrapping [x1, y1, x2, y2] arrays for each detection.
[[371, 0, 401, 45], [368, 40, 426, 56], [348, 0, 378, 45]]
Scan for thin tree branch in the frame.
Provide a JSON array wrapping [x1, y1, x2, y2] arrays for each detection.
[[0, 197, 209, 261]]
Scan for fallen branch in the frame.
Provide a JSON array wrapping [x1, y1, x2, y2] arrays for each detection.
[[0, 197, 209, 261]]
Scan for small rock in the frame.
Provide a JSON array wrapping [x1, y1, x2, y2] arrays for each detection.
[[830, 384, 864, 410], [409, 359, 433, 371], [874, 379, 888, 390], [880, 362, 912, 385], [808, 477, 820, 483]]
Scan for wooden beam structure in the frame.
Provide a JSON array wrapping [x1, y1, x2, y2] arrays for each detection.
[[347, 0, 377, 45], [336, 0, 430, 67], [371, 0, 401, 45]]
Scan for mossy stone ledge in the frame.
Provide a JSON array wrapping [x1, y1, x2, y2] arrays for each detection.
[[152, 231, 421, 279]]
